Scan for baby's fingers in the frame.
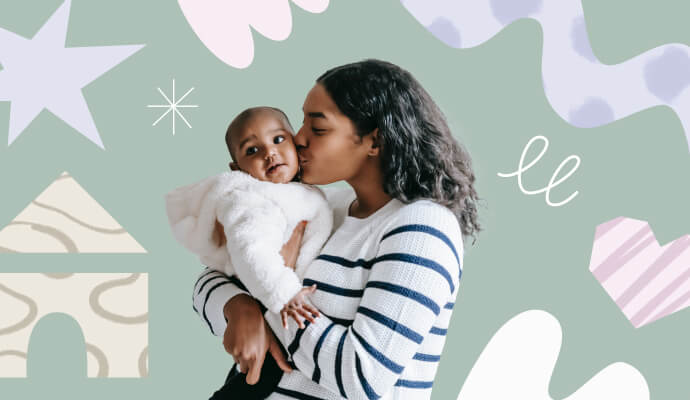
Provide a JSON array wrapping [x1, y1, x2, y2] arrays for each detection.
[[288, 309, 305, 329], [280, 309, 288, 329], [303, 303, 320, 318], [296, 306, 316, 324]]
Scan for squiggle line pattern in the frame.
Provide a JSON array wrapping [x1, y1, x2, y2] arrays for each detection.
[[0, 172, 146, 253], [401, 0, 690, 151], [0, 273, 148, 378]]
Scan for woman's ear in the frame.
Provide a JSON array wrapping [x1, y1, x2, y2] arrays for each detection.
[[229, 162, 239, 171], [367, 128, 381, 157]]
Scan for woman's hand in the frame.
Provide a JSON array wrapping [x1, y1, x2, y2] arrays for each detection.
[[213, 219, 226, 247], [280, 220, 308, 269], [223, 294, 292, 384]]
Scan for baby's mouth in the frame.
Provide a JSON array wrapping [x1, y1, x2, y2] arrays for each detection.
[[267, 163, 285, 174]]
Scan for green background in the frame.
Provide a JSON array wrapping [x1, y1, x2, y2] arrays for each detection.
[[0, 0, 688, 398]]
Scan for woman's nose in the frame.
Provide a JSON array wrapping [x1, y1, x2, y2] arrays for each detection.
[[294, 126, 307, 148]]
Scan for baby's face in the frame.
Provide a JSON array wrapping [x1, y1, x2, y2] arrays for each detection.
[[230, 111, 299, 184]]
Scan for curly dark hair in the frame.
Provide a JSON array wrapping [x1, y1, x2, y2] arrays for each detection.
[[317, 59, 481, 242]]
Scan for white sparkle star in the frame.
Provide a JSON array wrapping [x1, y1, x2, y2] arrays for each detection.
[[147, 80, 198, 136]]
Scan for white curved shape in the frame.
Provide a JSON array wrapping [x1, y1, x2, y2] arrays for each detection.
[[178, 0, 330, 69], [457, 310, 649, 400]]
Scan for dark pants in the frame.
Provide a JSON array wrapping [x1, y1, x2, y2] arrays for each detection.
[[208, 352, 284, 400]]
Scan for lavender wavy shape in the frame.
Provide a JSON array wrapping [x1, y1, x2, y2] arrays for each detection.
[[401, 0, 690, 152]]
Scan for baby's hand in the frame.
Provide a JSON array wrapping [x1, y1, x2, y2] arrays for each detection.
[[280, 284, 320, 329]]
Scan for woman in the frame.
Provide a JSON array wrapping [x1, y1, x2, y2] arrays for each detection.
[[192, 59, 480, 399]]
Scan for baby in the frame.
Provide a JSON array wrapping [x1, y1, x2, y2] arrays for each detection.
[[165, 106, 332, 328]]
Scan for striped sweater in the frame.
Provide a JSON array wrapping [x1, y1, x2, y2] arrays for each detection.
[[192, 186, 464, 400]]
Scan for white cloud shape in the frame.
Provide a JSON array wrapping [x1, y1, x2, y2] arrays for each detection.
[[457, 310, 649, 400]]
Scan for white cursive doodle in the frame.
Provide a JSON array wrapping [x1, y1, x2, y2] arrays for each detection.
[[497, 135, 580, 207]]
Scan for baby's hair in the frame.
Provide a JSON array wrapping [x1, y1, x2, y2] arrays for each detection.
[[225, 106, 294, 162]]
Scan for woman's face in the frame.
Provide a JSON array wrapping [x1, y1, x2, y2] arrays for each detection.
[[294, 84, 373, 185]]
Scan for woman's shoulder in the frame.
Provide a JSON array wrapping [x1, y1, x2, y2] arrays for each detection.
[[382, 198, 463, 244], [394, 198, 456, 221]]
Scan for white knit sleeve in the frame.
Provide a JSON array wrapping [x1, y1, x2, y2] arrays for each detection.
[[192, 267, 249, 337], [265, 202, 464, 400]]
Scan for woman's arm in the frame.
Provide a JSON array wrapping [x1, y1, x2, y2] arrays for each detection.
[[265, 203, 463, 400], [192, 266, 249, 336], [191, 222, 307, 382]]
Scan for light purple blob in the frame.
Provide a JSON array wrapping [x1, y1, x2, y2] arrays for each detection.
[[568, 97, 614, 128], [643, 47, 690, 102], [489, 0, 543, 25], [426, 17, 461, 48], [571, 16, 597, 62]]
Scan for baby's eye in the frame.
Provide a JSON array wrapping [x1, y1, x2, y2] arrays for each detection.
[[246, 146, 258, 155], [274, 136, 285, 144]]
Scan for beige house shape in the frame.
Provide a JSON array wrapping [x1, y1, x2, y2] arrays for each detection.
[[0, 171, 148, 378]]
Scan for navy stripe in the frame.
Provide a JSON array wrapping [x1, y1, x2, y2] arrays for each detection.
[[352, 328, 404, 374], [357, 306, 423, 344], [303, 278, 364, 297], [395, 379, 434, 388], [288, 320, 311, 355], [335, 330, 348, 398], [227, 275, 249, 292], [382, 224, 460, 265], [429, 326, 448, 336], [413, 353, 441, 362], [201, 281, 231, 335], [444, 302, 454, 310], [274, 387, 326, 400], [366, 281, 440, 315], [355, 354, 381, 400], [197, 274, 225, 295], [312, 323, 336, 383], [196, 271, 224, 294], [375, 253, 455, 293], [317, 254, 375, 269], [194, 268, 217, 291], [328, 315, 354, 326]]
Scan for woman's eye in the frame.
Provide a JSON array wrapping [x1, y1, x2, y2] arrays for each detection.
[[246, 147, 257, 155], [312, 127, 325, 135], [274, 136, 285, 144]]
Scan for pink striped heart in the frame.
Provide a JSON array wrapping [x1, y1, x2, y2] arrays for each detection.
[[590, 217, 690, 328]]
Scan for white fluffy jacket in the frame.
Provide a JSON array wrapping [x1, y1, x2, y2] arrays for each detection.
[[165, 171, 333, 313]]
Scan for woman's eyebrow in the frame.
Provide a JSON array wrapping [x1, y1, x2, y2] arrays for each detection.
[[307, 111, 326, 119]]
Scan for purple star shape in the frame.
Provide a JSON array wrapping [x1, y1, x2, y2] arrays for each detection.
[[0, 0, 144, 149]]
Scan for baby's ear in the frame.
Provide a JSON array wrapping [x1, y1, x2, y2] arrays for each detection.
[[229, 162, 239, 171]]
